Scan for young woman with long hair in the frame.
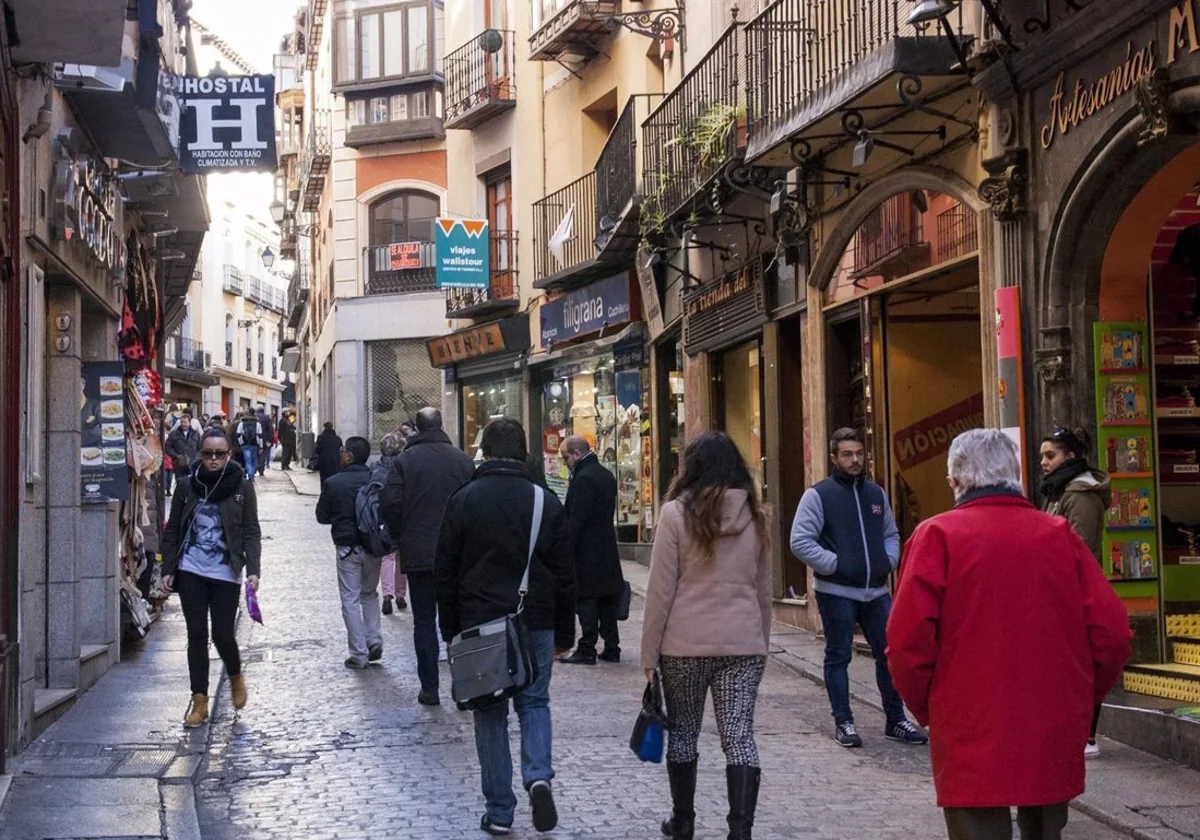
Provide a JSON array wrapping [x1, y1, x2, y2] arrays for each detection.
[[641, 430, 772, 840], [162, 427, 261, 728]]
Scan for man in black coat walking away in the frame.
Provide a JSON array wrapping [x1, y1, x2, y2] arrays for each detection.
[[256, 408, 275, 476], [316, 437, 382, 669], [380, 407, 474, 705], [278, 411, 297, 471], [558, 436, 625, 665], [164, 415, 201, 488], [315, 422, 343, 487], [435, 418, 575, 835]]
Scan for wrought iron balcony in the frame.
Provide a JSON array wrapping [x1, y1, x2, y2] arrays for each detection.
[[444, 30, 517, 130], [222, 265, 246, 296], [852, 192, 928, 279], [245, 347, 252, 372], [529, 0, 617, 62], [225, 341, 234, 367], [365, 242, 439, 296], [935, 202, 979, 263], [287, 268, 312, 329], [744, 0, 970, 163], [246, 275, 288, 314], [168, 336, 207, 371], [595, 93, 663, 251], [445, 230, 520, 319], [642, 24, 744, 224], [258, 353, 265, 376], [533, 171, 601, 289], [272, 356, 279, 380], [301, 109, 332, 212]]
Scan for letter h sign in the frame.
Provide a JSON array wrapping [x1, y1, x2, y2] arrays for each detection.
[[178, 74, 278, 174]]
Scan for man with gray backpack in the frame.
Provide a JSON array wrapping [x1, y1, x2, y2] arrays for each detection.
[[316, 436, 384, 669]]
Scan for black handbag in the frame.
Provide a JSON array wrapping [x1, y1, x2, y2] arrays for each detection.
[[616, 580, 632, 621], [448, 485, 545, 711], [630, 671, 670, 763]]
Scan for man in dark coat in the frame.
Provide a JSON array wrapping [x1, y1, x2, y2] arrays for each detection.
[[557, 436, 625, 665], [256, 408, 276, 476], [380, 407, 474, 704], [164, 415, 201, 482], [315, 422, 343, 486], [435, 418, 574, 835], [278, 411, 297, 471]]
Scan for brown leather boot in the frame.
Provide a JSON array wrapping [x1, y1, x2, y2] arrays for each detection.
[[230, 674, 247, 710], [183, 694, 208, 728]]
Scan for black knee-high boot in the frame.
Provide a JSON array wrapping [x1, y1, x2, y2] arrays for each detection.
[[661, 759, 697, 839], [725, 765, 761, 840]]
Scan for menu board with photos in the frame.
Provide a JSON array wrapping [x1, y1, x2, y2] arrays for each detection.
[[81, 361, 128, 502], [1094, 322, 1158, 583]]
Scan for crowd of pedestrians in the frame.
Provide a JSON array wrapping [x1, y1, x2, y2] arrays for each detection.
[[150, 400, 1135, 840]]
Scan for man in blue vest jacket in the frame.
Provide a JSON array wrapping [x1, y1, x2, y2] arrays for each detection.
[[789, 427, 928, 749]]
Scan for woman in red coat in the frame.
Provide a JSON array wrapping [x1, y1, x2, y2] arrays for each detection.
[[887, 429, 1130, 840]]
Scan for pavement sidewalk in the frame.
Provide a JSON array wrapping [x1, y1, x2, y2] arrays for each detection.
[[622, 560, 1200, 840], [0, 603, 212, 840]]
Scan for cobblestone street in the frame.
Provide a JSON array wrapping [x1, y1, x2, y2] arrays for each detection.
[[189, 471, 1137, 840]]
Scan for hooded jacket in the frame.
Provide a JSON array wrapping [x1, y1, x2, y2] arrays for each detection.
[[162, 462, 261, 579], [641, 490, 773, 669], [1042, 468, 1111, 563]]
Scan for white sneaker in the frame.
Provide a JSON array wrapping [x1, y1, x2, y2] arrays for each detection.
[[1084, 741, 1101, 759]]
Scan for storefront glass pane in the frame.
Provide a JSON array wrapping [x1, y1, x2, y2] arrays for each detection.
[[720, 342, 763, 489], [461, 375, 523, 459]]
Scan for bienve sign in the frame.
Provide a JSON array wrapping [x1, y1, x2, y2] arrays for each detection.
[[178, 74, 278, 174]]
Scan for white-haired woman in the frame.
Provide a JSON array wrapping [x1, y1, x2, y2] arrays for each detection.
[[377, 432, 407, 614]]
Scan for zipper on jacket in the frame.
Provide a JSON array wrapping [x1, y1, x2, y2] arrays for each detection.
[[853, 481, 871, 590]]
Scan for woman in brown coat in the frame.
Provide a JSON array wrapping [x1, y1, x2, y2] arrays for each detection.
[[1039, 425, 1113, 759], [642, 430, 772, 840]]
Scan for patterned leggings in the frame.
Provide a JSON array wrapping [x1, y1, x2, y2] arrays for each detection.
[[660, 655, 766, 766]]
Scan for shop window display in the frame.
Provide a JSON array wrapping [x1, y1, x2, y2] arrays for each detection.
[[462, 375, 522, 460]]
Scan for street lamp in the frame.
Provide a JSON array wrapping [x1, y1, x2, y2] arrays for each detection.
[[269, 199, 285, 225], [261, 247, 276, 271], [238, 305, 264, 328]]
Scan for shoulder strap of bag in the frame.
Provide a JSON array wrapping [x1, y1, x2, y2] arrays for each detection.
[[517, 484, 545, 614]]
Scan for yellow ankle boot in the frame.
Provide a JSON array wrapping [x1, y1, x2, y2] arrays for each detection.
[[230, 674, 247, 710], [183, 694, 208, 728]]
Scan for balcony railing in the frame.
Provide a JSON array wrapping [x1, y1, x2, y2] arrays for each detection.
[[222, 264, 245, 296], [225, 341, 233, 367], [533, 171, 597, 284], [365, 242, 439, 295], [302, 109, 332, 212], [258, 353, 265, 376], [444, 30, 517, 130], [935, 202, 979, 264], [245, 275, 288, 314], [530, 0, 618, 62], [245, 347, 252, 372], [446, 230, 520, 318], [596, 94, 664, 236], [287, 267, 312, 329], [168, 336, 207, 371], [853, 192, 925, 277], [746, 0, 960, 153], [272, 357, 279, 380], [643, 25, 744, 223]]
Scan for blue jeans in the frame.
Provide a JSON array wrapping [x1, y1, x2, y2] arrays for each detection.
[[472, 628, 555, 826], [241, 445, 259, 479], [814, 591, 906, 726]]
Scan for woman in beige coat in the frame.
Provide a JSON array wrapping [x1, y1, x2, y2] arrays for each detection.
[[642, 430, 772, 840]]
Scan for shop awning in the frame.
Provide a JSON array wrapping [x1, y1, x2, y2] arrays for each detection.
[[526, 321, 646, 368], [165, 365, 219, 388]]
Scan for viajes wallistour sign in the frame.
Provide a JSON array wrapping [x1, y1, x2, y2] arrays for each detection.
[[178, 74, 278, 174], [435, 218, 490, 289]]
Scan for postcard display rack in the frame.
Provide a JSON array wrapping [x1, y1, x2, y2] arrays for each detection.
[[1094, 323, 1162, 662]]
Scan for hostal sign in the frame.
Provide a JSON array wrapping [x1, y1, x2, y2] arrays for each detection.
[[53, 142, 126, 274]]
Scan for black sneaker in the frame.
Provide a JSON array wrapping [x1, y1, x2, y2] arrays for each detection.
[[417, 690, 441, 706], [344, 657, 368, 670], [395, 596, 407, 610], [480, 815, 512, 836], [528, 780, 558, 832], [885, 719, 928, 745], [368, 644, 383, 662], [834, 722, 863, 748], [382, 596, 393, 615], [598, 648, 621, 663]]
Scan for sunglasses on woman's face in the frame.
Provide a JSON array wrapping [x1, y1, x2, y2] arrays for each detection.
[[200, 449, 231, 461]]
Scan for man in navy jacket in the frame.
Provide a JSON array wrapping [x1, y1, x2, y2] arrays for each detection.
[[789, 427, 927, 749]]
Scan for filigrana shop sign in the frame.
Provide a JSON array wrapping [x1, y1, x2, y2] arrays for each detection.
[[1041, 0, 1200, 149]]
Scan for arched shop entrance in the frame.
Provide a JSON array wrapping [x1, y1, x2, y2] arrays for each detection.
[[1077, 144, 1200, 682], [817, 187, 987, 543]]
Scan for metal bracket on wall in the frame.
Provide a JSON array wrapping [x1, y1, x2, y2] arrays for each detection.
[[582, 2, 686, 51]]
